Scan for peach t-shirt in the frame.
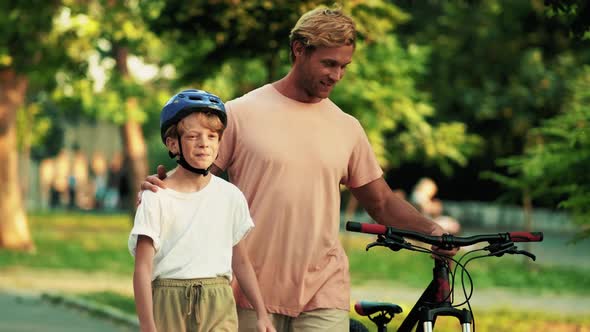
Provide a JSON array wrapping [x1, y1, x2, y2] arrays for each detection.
[[215, 84, 383, 316]]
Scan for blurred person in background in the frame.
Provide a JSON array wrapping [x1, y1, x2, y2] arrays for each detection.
[[51, 148, 70, 209], [105, 152, 124, 210], [90, 151, 108, 210], [68, 144, 90, 209], [38, 157, 55, 210], [410, 177, 461, 235]]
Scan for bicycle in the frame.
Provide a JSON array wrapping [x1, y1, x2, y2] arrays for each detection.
[[346, 221, 543, 332]]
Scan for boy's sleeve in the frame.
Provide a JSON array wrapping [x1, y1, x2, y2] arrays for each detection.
[[232, 190, 254, 246], [128, 191, 162, 256]]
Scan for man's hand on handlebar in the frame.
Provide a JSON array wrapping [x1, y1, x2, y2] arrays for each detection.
[[136, 165, 169, 207], [430, 224, 459, 259]]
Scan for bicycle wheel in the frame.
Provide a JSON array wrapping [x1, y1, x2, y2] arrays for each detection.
[[350, 318, 369, 332]]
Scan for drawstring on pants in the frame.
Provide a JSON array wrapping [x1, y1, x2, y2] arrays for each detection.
[[152, 276, 230, 326], [185, 282, 203, 322]]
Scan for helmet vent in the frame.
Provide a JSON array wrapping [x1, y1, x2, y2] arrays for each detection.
[[188, 96, 203, 100]]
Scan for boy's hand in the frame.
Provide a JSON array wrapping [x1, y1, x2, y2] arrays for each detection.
[[135, 165, 168, 207], [256, 316, 276, 332]]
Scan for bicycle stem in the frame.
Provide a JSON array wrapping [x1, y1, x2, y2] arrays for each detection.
[[434, 260, 451, 304]]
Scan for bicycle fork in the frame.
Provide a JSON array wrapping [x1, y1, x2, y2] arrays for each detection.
[[421, 307, 472, 332]]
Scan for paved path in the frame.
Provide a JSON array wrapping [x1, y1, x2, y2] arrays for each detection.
[[0, 291, 136, 332]]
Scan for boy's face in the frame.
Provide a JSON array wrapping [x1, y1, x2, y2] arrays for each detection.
[[169, 113, 220, 170]]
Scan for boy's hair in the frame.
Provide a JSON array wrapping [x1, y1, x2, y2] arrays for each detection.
[[163, 112, 225, 147], [289, 4, 356, 62]]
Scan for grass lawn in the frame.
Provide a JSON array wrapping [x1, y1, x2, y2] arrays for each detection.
[[1, 212, 589, 331]]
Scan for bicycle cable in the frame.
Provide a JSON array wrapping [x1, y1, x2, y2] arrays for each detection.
[[398, 242, 463, 305]]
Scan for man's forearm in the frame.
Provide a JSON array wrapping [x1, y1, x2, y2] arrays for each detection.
[[351, 178, 438, 235], [369, 194, 437, 235]]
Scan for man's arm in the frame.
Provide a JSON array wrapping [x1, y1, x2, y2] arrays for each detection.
[[232, 242, 275, 332], [350, 177, 441, 235]]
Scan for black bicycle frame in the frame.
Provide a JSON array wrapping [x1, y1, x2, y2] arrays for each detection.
[[346, 221, 542, 332], [397, 260, 472, 332]]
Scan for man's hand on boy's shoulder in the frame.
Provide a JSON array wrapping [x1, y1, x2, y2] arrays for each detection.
[[136, 165, 169, 207]]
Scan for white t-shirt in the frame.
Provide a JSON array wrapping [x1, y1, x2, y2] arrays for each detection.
[[128, 175, 254, 280]]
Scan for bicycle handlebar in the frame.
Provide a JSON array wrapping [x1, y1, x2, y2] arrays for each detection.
[[345, 221, 543, 247]]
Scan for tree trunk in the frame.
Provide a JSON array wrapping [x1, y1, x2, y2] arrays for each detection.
[[0, 68, 34, 251], [120, 111, 148, 213], [115, 46, 149, 215]]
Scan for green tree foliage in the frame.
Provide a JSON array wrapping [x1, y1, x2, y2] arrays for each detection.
[[332, 35, 480, 172], [2, 2, 74, 156], [143, 0, 479, 173], [0, 1, 65, 250], [53, 0, 166, 124], [0, 1, 64, 80], [42, 1, 195, 214], [395, 0, 588, 199], [486, 66, 590, 239], [143, 1, 340, 83], [545, 0, 590, 39]]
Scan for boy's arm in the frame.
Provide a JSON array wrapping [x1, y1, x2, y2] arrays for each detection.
[[133, 236, 157, 332], [232, 242, 276, 332]]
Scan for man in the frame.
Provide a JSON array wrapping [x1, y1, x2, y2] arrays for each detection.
[[142, 5, 455, 331]]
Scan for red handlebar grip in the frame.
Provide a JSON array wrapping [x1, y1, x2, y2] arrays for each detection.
[[360, 223, 388, 235], [509, 232, 543, 242], [346, 222, 388, 235]]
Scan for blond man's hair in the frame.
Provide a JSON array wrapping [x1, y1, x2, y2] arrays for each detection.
[[289, 4, 356, 62]]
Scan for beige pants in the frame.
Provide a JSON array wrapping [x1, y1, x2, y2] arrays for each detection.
[[238, 307, 349, 332], [152, 277, 237, 332]]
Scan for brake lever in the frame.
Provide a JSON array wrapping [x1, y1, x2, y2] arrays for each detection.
[[484, 242, 516, 257], [366, 241, 385, 251], [516, 250, 536, 261], [366, 235, 408, 252], [485, 242, 537, 261]]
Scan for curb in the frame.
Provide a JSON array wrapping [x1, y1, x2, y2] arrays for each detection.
[[41, 292, 139, 329]]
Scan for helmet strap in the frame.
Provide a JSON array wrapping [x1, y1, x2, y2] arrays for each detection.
[[170, 137, 209, 176]]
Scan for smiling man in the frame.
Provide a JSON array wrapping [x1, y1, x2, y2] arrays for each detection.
[[143, 5, 455, 331]]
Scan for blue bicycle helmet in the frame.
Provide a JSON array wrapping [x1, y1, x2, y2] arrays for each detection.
[[160, 89, 227, 143], [159, 89, 227, 176]]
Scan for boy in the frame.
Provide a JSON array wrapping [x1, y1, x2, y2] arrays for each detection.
[[129, 89, 275, 332]]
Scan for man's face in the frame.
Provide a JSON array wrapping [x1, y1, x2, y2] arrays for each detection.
[[174, 113, 220, 170], [295, 44, 354, 102]]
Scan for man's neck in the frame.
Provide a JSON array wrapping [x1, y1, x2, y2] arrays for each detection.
[[273, 72, 324, 104], [165, 166, 212, 193]]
